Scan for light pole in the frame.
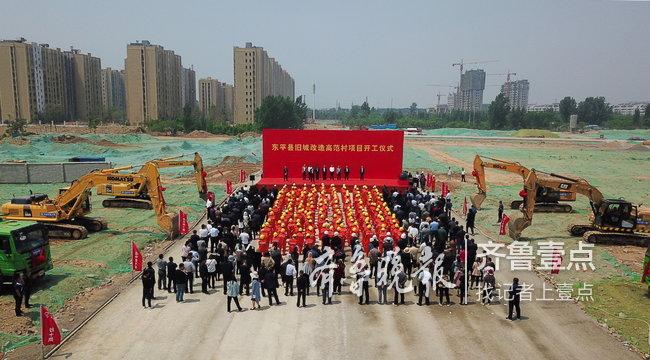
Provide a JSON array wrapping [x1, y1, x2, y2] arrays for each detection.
[[312, 83, 316, 121]]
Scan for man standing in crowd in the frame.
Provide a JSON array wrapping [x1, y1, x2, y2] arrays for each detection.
[[466, 205, 477, 235], [344, 165, 350, 180], [285, 259, 296, 296], [166, 257, 177, 293], [329, 164, 335, 180], [156, 254, 167, 291], [296, 270, 309, 307], [142, 261, 156, 308]]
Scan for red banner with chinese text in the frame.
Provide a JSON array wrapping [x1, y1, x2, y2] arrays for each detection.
[[240, 169, 246, 183], [179, 210, 189, 235], [131, 241, 142, 271], [262, 129, 404, 181], [499, 214, 510, 235], [40, 305, 62, 346], [226, 180, 233, 195]]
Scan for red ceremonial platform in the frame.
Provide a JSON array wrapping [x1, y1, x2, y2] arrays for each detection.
[[256, 129, 409, 253], [257, 129, 408, 189]]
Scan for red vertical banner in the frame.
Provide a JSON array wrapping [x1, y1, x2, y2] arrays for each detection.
[[226, 180, 233, 195], [431, 174, 436, 192], [551, 252, 563, 275], [499, 214, 510, 235], [40, 305, 62, 346], [441, 182, 448, 198], [240, 169, 246, 183], [462, 196, 468, 216], [179, 210, 189, 235], [131, 241, 143, 272]]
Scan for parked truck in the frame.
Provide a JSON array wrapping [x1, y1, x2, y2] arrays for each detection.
[[0, 219, 53, 284]]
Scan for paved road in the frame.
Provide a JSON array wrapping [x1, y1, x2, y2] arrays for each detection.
[[51, 218, 639, 360]]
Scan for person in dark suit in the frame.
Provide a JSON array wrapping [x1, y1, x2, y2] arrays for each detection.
[[344, 165, 350, 180], [360, 165, 365, 180], [283, 166, 289, 181], [507, 277, 522, 320]]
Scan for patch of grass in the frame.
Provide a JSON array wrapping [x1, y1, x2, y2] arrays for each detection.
[[511, 129, 560, 138], [583, 278, 650, 355]]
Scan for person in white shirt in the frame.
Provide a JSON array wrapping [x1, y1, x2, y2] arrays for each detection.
[[461, 168, 466, 182], [198, 224, 209, 241], [417, 267, 432, 305], [206, 255, 218, 288], [447, 166, 452, 181], [205, 198, 212, 209], [284, 260, 297, 296], [209, 226, 219, 253], [239, 231, 250, 248]]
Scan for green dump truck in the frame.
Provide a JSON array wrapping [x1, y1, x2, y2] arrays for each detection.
[[0, 219, 53, 283]]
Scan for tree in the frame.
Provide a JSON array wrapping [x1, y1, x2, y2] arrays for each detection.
[[506, 108, 526, 129], [645, 104, 650, 119], [632, 108, 641, 127], [294, 96, 308, 122], [409, 102, 418, 116], [488, 93, 511, 129], [577, 97, 612, 125], [384, 110, 398, 123], [7, 118, 27, 137], [559, 96, 577, 123], [254, 96, 304, 129], [360, 101, 371, 118]]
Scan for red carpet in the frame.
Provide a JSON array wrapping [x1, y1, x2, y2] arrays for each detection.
[[256, 177, 410, 190]]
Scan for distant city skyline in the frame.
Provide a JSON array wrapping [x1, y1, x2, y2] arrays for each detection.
[[1, 0, 649, 109]]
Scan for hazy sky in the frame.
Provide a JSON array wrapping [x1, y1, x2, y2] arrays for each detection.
[[2, 0, 648, 108]]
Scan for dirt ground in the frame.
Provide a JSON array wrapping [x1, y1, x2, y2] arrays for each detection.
[[165, 156, 261, 185]]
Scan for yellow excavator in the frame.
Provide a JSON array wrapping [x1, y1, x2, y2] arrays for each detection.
[[96, 152, 208, 209], [508, 170, 650, 246], [1, 162, 178, 240], [471, 155, 575, 212]]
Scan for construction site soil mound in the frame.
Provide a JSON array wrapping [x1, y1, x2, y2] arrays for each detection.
[[184, 130, 221, 138], [626, 143, 650, 152], [238, 131, 259, 139], [51, 135, 131, 148]]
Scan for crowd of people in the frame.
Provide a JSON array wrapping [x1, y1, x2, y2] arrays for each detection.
[[140, 184, 522, 320]]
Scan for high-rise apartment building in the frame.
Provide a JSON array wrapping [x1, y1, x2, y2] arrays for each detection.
[[101, 68, 126, 117], [68, 49, 102, 120], [125, 40, 182, 125], [458, 69, 485, 111], [501, 79, 529, 110], [233, 42, 294, 124], [181, 66, 196, 108], [0, 39, 88, 122], [198, 77, 234, 122]]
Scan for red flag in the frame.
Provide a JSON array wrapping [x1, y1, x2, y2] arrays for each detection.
[[131, 241, 142, 271], [226, 180, 233, 195], [499, 214, 511, 235], [40, 305, 62, 346], [240, 169, 246, 183], [179, 210, 189, 235], [441, 182, 448, 198], [551, 251, 563, 275], [431, 175, 436, 191], [463, 196, 468, 216]]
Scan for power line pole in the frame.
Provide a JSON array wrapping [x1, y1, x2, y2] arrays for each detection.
[[312, 83, 316, 120]]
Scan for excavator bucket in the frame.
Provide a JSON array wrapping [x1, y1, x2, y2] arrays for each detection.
[[470, 192, 486, 210], [508, 216, 531, 240]]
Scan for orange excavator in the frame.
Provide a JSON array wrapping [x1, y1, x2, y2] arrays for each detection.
[[1, 162, 178, 239], [96, 152, 208, 209], [471, 155, 575, 212], [508, 170, 649, 246]]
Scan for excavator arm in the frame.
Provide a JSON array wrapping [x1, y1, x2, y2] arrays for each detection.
[[151, 152, 208, 200], [471, 155, 529, 209], [507, 170, 604, 239], [136, 162, 178, 237]]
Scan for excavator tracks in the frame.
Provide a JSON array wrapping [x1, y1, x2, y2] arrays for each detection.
[[102, 197, 153, 210], [510, 200, 572, 213], [42, 217, 108, 240], [582, 231, 649, 247]]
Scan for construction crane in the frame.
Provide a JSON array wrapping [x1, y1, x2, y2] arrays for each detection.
[[508, 170, 650, 246], [1, 163, 178, 239], [97, 152, 208, 209], [452, 59, 499, 77], [471, 155, 575, 212], [425, 84, 456, 109]]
